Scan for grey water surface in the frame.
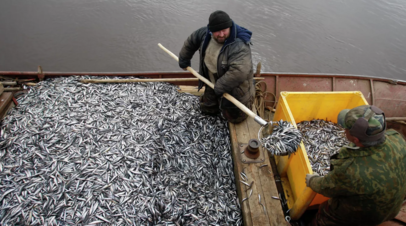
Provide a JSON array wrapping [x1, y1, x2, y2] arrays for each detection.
[[1, 0, 406, 81]]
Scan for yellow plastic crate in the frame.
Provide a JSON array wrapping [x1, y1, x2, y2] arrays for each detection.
[[273, 91, 368, 220]]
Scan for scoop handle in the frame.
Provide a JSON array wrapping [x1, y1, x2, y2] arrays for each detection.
[[158, 43, 268, 126]]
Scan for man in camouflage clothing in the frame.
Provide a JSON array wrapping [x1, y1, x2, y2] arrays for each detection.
[[305, 105, 406, 226], [178, 10, 255, 124]]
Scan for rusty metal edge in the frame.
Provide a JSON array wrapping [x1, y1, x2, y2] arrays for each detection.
[[1, 71, 405, 85], [261, 72, 406, 85]]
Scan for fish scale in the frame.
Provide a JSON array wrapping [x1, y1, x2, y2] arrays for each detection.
[[0, 76, 242, 225], [297, 119, 350, 175]]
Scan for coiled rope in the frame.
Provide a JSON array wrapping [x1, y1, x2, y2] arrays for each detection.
[[254, 81, 276, 121], [254, 79, 302, 156]]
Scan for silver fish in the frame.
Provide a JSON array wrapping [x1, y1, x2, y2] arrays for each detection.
[[297, 119, 349, 175], [0, 76, 242, 225], [260, 120, 303, 156]]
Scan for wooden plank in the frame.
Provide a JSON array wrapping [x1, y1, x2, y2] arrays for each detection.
[[244, 160, 269, 225], [229, 107, 286, 226], [177, 86, 205, 96], [234, 120, 269, 225], [229, 122, 253, 226], [0, 92, 13, 114], [394, 200, 406, 223], [251, 144, 286, 222], [378, 201, 406, 225], [0, 101, 15, 120], [0, 81, 17, 86], [4, 87, 22, 92], [80, 78, 200, 83], [386, 117, 406, 121], [245, 112, 286, 225], [378, 221, 404, 226]]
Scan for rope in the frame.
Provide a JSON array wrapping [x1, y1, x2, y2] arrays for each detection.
[[254, 81, 277, 120]]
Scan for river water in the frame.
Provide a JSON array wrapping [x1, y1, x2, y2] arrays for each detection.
[[1, 0, 406, 81]]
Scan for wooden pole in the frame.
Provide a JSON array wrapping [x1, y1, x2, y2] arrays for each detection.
[[386, 117, 406, 121], [80, 77, 263, 84], [0, 82, 17, 86], [4, 87, 22, 91], [25, 83, 38, 86], [80, 78, 199, 83], [158, 43, 268, 126]]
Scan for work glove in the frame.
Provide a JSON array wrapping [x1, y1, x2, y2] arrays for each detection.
[[178, 57, 191, 70], [213, 84, 224, 98], [305, 173, 320, 187]]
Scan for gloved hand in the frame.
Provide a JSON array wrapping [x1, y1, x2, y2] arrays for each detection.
[[178, 57, 191, 70], [213, 84, 223, 97], [305, 173, 320, 187]]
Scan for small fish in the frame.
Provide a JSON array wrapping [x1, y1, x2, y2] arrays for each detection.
[[245, 181, 254, 191], [260, 120, 302, 156], [0, 76, 243, 225], [297, 119, 349, 175], [258, 194, 266, 213]]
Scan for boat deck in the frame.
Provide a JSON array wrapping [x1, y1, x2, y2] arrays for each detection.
[[228, 109, 287, 226], [228, 106, 406, 226], [1, 80, 405, 225], [0, 92, 15, 120]]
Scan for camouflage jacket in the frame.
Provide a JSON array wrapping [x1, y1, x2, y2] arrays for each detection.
[[309, 129, 406, 225]]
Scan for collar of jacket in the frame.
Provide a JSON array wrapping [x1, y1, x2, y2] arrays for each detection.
[[338, 140, 387, 158], [202, 21, 238, 55], [337, 129, 397, 159]]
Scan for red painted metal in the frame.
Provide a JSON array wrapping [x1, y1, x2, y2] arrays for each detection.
[[260, 73, 405, 117], [275, 76, 279, 100], [0, 71, 195, 78], [1, 71, 405, 83], [279, 77, 332, 91], [260, 72, 406, 85], [0, 71, 198, 86], [335, 78, 372, 104], [370, 79, 375, 106], [373, 81, 406, 117], [12, 97, 18, 106], [1, 70, 405, 117]]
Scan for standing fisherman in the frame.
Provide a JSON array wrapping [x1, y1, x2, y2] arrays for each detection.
[[178, 10, 255, 124], [305, 105, 406, 226]]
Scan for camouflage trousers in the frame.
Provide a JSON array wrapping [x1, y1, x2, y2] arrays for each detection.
[[309, 201, 342, 226], [200, 85, 251, 124], [309, 201, 382, 226]]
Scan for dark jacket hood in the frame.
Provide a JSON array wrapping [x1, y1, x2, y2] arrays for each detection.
[[234, 23, 252, 44], [202, 22, 252, 53]]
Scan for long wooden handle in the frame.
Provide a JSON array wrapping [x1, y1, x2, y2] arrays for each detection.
[[80, 77, 263, 84], [80, 78, 199, 83], [158, 43, 267, 126], [386, 117, 406, 121]]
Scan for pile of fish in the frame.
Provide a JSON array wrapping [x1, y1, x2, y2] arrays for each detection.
[[297, 119, 349, 175], [260, 120, 303, 156], [0, 76, 242, 225]]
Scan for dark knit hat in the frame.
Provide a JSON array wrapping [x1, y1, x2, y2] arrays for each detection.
[[208, 10, 233, 32]]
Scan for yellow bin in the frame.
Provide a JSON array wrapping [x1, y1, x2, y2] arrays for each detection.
[[273, 91, 368, 220]]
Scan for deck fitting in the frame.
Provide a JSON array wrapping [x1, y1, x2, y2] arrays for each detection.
[[239, 139, 265, 164], [244, 139, 260, 159]]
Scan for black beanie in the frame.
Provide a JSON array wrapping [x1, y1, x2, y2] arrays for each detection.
[[208, 10, 233, 32]]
